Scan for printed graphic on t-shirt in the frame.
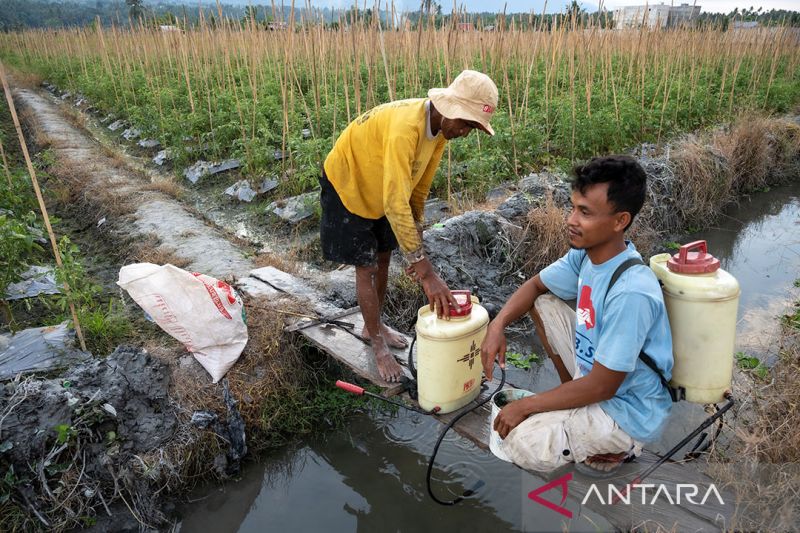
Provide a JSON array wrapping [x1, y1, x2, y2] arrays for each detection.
[[575, 331, 595, 375], [576, 285, 596, 329]]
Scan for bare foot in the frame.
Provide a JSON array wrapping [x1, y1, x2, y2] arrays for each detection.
[[361, 323, 408, 349], [583, 451, 629, 473], [372, 336, 405, 383]]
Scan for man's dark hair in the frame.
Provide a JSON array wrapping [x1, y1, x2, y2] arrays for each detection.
[[571, 155, 647, 230]]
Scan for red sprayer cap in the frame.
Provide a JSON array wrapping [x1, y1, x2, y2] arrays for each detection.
[[449, 290, 473, 317], [667, 240, 721, 274]]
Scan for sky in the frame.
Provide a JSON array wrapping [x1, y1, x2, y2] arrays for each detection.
[[284, 0, 800, 15]]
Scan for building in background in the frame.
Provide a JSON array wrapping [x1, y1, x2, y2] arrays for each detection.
[[614, 3, 701, 29]]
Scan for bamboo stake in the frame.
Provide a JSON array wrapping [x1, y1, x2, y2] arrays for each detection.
[[0, 135, 12, 188], [0, 62, 87, 352]]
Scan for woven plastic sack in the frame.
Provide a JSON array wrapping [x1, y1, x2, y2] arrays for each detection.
[[117, 263, 248, 383]]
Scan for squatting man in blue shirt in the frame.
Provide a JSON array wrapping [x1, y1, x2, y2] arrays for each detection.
[[480, 155, 674, 475]]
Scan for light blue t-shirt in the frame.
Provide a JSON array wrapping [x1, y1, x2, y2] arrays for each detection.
[[539, 242, 673, 442]]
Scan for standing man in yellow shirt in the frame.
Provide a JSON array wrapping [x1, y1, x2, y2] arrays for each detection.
[[321, 70, 498, 382]]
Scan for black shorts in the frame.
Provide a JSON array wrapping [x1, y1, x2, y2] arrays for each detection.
[[319, 171, 398, 266]]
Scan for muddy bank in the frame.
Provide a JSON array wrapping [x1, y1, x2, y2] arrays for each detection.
[[1, 346, 175, 530]]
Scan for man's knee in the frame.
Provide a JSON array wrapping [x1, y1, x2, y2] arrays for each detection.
[[376, 251, 391, 268], [355, 263, 379, 281]]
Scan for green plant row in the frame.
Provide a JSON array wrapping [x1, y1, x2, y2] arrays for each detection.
[[2, 28, 798, 199]]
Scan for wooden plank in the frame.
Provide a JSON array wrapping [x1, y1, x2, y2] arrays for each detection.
[[292, 307, 413, 396]]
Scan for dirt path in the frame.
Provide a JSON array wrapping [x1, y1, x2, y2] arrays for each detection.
[[13, 86, 254, 280]]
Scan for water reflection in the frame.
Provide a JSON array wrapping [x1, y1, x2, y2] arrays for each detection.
[[179, 411, 611, 532]]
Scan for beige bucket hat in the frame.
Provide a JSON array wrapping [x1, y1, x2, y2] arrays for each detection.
[[428, 70, 498, 136]]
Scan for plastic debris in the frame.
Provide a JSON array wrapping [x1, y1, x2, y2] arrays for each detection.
[[273, 149, 287, 161], [100, 114, 114, 124], [153, 149, 172, 166], [258, 178, 279, 194], [121, 128, 142, 141], [190, 410, 218, 429], [0, 322, 90, 381], [188, 383, 247, 474], [183, 159, 241, 184], [301, 128, 311, 139], [224, 180, 257, 202], [4, 265, 60, 301], [138, 139, 161, 149], [97, 217, 107, 228], [266, 191, 318, 224], [107, 119, 126, 132]]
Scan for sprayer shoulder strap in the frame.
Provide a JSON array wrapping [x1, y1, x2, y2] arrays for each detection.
[[603, 257, 684, 402]]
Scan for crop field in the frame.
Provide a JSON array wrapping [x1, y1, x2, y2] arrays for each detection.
[[1, 15, 798, 197]]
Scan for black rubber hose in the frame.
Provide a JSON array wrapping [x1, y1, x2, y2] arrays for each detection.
[[408, 335, 417, 379], [426, 364, 506, 506]]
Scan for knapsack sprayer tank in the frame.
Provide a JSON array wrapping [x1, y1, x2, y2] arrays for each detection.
[[415, 290, 489, 414], [650, 240, 740, 404]]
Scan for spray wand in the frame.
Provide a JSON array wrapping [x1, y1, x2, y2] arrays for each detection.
[[335, 380, 440, 415]]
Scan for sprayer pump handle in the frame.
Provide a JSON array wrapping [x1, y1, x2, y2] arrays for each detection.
[[335, 380, 365, 395]]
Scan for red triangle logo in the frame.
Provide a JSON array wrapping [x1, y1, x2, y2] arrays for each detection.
[[528, 472, 573, 518]]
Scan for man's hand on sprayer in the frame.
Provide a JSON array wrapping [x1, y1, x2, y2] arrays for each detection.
[[480, 321, 507, 381], [406, 258, 460, 319]]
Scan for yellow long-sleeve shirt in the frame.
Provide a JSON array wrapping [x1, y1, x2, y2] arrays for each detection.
[[323, 98, 447, 253]]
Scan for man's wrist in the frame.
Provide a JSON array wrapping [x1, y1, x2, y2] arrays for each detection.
[[489, 314, 508, 331], [518, 395, 539, 416], [404, 247, 426, 265]]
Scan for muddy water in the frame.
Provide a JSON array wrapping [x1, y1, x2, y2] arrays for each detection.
[[179, 184, 800, 531], [690, 183, 800, 363], [178, 411, 610, 533]]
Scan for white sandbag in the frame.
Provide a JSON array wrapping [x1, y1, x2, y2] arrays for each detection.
[[117, 263, 248, 383]]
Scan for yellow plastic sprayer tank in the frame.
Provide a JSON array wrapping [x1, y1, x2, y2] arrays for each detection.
[[650, 241, 740, 404], [415, 290, 489, 414]]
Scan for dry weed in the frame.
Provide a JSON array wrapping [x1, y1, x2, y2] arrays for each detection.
[[708, 309, 800, 531], [62, 107, 86, 130], [713, 115, 774, 193], [169, 298, 307, 450], [766, 118, 800, 183], [144, 177, 183, 199], [253, 252, 300, 274], [670, 134, 734, 228], [17, 106, 50, 148], [124, 233, 189, 268], [384, 271, 426, 333], [515, 193, 571, 276]]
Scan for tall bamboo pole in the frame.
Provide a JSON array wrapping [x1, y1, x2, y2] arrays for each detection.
[[0, 62, 87, 352]]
